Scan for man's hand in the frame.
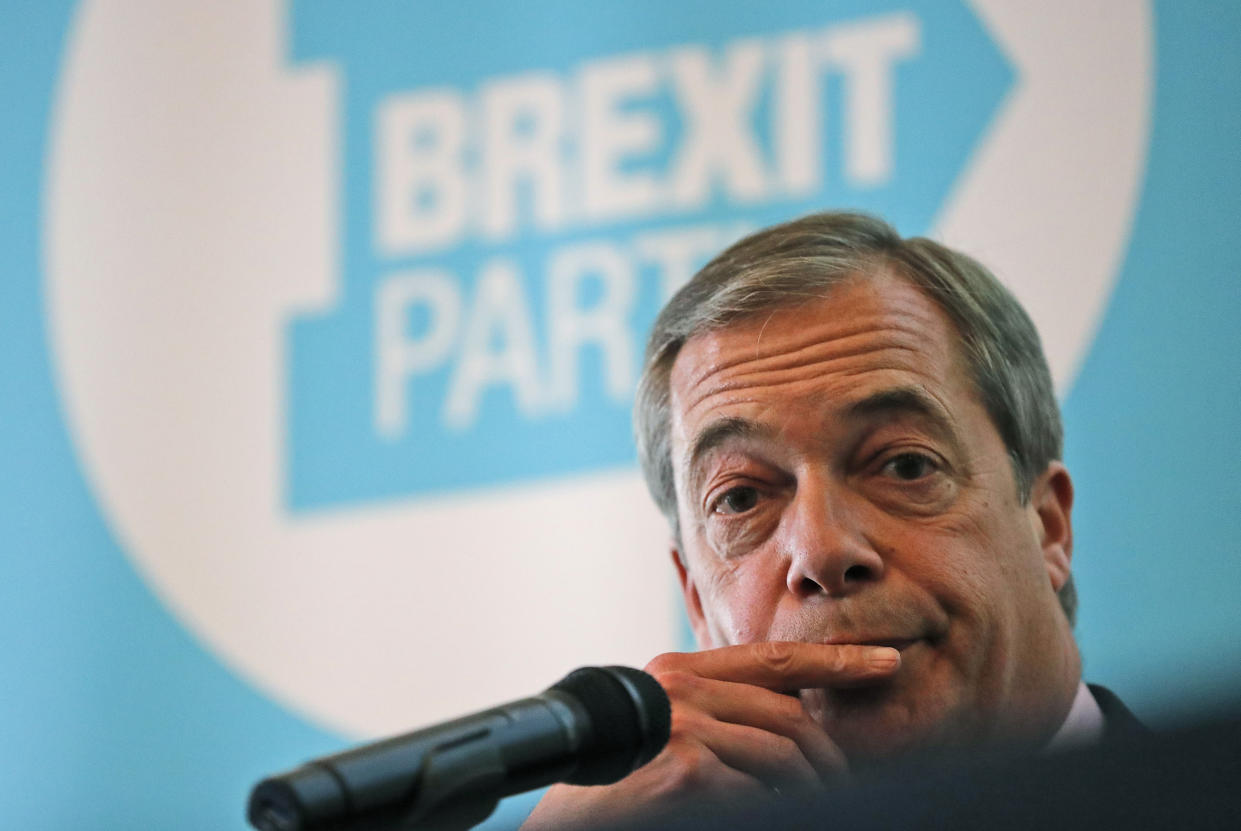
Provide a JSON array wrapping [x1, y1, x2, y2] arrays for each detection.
[[520, 641, 900, 829]]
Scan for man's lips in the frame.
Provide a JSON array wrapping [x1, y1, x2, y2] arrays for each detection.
[[771, 638, 923, 697], [821, 637, 921, 652]]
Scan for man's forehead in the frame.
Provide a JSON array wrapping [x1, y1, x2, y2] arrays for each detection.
[[682, 385, 957, 472], [668, 277, 961, 415], [664, 274, 983, 491]]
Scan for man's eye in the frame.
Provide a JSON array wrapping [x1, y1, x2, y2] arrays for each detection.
[[714, 486, 759, 514], [883, 452, 937, 481]]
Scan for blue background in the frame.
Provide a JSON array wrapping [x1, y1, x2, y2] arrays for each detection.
[[3, 3, 1240, 829], [286, 0, 1007, 509]]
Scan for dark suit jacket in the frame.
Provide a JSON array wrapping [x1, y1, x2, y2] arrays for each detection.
[[1088, 682, 1148, 741], [644, 685, 1241, 831]]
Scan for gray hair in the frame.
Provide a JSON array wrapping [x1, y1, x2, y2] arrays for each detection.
[[633, 211, 1076, 625]]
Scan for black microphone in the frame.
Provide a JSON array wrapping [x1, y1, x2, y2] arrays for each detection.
[[247, 665, 671, 831]]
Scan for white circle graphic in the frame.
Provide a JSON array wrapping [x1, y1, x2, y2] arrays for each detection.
[[45, 0, 1151, 736]]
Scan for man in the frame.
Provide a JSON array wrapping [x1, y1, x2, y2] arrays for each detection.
[[524, 211, 1133, 829]]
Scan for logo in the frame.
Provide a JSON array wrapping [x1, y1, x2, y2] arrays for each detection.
[[45, 0, 1151, 736]]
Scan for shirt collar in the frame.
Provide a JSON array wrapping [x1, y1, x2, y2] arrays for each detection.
[[1045, 681, 1105, 752]]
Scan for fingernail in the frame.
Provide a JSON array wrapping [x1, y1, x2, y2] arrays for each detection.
[[866, 647, 901, 670]]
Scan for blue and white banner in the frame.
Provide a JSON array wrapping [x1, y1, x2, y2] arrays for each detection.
[[4, 2, 1240, 829]]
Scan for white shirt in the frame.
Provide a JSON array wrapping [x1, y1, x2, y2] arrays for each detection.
[[1045, 681, 1105, 752]]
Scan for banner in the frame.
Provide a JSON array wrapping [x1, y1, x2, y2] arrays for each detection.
[[4, 2, 1240, 828]]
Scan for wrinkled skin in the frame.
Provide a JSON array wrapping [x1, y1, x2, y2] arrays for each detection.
[[524, 273, 1079, 829]]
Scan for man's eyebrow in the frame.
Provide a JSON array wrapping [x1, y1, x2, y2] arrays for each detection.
[[685, 418, 774, 496], [681, 388, 956, 496], [844, 386, 954, 432]]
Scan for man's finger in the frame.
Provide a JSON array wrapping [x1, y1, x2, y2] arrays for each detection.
[[647, 641, 900, 689], [660, 671, 848, 779], [678, 711, 823, 791]]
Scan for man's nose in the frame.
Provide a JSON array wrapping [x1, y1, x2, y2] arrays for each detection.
[[781, 484, 885, 598]]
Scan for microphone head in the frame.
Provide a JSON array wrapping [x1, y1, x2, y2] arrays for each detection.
[[550, 666, 671, 786]]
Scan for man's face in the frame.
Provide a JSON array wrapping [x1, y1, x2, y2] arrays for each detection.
[[667, 272, 1078, 761]]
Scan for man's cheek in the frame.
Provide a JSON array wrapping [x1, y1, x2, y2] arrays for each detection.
[[709, 584, 776, 646]]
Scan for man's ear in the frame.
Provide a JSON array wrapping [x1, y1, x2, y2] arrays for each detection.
[[670, 544, 715, 649], [1031, 462, 1074, 592]]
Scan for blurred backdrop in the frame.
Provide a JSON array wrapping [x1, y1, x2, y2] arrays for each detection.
[[3, 1, 1240, 828]]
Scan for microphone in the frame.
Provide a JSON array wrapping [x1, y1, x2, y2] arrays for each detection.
[[247, 665, 671, 831]]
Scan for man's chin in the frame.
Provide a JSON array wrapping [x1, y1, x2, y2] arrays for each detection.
[[799, 684, 966, 767]]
